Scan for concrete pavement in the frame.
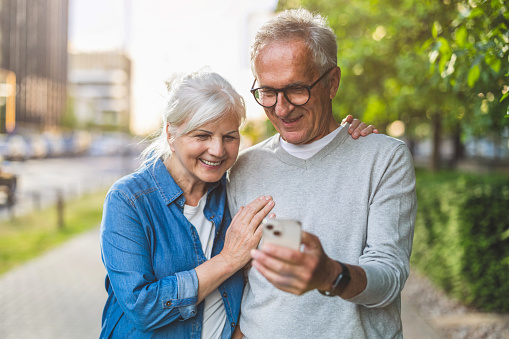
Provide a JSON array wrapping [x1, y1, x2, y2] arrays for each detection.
[[0, 227, 105, 339], [0, 227, 443, 339]]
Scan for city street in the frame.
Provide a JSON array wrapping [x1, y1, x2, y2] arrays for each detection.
[[0, 154, 141, 219]]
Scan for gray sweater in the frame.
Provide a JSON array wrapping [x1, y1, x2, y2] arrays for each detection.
[[227, 126, 417, 338]]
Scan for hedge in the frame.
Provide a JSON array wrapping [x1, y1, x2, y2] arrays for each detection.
[[411, 170, 509, 312]]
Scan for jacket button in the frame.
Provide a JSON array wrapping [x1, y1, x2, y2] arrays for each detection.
[[231, 321, 235, 327], [165, 301, 172, 307], [223, 292, 227, 298]]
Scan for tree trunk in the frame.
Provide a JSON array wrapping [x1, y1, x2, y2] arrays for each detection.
[[450, 125, 464, 169], [431, 114, 442, 171]]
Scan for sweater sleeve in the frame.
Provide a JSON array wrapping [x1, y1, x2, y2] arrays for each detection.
[[347, 144, 417, 307], [226, 170, 239, 216], [100, 189, 199, 332]]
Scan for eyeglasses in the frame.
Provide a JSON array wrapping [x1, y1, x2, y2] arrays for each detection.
[[250, 67, 336, 108]]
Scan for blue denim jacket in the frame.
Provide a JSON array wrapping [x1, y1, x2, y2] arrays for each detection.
[[100, 159, 244, 338]]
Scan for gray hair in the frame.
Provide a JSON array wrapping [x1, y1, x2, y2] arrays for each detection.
[[140, 70, 246, 167], [251, 8, 338, 75]]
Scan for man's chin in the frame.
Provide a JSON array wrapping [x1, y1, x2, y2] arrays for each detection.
[[280, 132, 307, 145]]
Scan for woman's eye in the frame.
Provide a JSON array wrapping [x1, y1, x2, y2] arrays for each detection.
[[196, 135, 209, 140], [224, 135, 238, 141]]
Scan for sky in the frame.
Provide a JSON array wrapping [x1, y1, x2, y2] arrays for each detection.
[[68, 0, 278, 135]]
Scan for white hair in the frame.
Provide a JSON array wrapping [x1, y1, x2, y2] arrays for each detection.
[[251, 8, 338, 75], [140, 71, 246, 167]]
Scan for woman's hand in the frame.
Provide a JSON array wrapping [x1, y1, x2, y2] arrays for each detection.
[[195, 196, 274, 304], [220, 196, 275, 270], [341, 114, 379, 139]]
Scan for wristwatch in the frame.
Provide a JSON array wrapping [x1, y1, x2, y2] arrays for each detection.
[[318, 261, 351, 297]]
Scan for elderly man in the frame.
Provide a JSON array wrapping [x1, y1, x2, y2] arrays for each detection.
[[227, 8, 417, 339]]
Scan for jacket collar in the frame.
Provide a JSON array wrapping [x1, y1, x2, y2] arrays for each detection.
[[148, 158, 225, 206]]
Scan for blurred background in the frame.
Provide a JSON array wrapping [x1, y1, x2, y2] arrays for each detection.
[[0, 0, 508, 338]]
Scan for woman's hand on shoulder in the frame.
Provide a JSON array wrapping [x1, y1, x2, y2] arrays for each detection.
[[342, 114, 379, 139]]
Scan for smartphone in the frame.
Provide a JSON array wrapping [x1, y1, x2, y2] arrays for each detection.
[[261, 218, 302, 251]]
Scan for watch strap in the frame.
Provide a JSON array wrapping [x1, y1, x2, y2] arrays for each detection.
[[318, 261, 351, 297]]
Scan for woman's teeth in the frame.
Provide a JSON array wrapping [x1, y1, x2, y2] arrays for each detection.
[[201, 159, 221, 166]]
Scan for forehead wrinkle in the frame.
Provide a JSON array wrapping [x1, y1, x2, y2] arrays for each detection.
[[255, 41, 318, 88]]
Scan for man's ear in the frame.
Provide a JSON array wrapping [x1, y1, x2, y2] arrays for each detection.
[[329, 66, 341, 99]]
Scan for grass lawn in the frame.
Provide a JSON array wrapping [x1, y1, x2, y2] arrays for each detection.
[[0, 189, 108, 276]]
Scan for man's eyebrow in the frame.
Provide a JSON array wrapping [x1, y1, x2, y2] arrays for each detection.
[[259, 80, 307, 89]]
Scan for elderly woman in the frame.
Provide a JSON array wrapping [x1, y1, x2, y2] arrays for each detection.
[[100, 70, 374, 338]]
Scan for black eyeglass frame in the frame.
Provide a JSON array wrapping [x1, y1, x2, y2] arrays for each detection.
[[250, 67, 336, 108]]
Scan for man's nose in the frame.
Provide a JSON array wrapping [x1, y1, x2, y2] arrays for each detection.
[[274, 92, 294, 118]]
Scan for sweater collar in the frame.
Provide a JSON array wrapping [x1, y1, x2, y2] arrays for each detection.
[[271, 123, 351, 169]]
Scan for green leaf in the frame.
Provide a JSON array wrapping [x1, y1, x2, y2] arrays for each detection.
[[485, 55, 502, 73], [491, 0, 503, 11], [432, 21, 438, 38], [455, 26, 468, 48], [500, 92, 509, 102], [470, 7, 484, 20], [438, 37, 451, 55], [468, 64, 481, 87]]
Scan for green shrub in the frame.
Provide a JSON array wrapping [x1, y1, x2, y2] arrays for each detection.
[[411, 170, 509, 312], [0, 189, 108, 276]]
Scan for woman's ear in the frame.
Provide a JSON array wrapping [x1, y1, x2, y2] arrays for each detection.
[[166, 124, 175, 152], [166, 123, 171, 139]]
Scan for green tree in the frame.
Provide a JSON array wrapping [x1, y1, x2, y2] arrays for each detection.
[[62, 96, 78, 131], [277, 0, 509, 169], [426, 0, 509, 159]]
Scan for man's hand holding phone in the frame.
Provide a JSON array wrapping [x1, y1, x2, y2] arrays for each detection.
[[251, 227, 340, 296], [261, 218, 302, 250]]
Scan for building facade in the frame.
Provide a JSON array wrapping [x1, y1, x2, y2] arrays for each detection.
[[0, 0, 69, 134], [68, 52, 131, 133]]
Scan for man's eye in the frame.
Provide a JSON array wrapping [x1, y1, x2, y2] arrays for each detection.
[[259, 89, 275, 97], [286, 86, 307, 95]]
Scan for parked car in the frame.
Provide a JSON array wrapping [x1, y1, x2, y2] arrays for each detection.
[[0, 134, 30, 161], [25, 134, 49, 159], [42, 133, 65, 158], [63, 130, 92, 157]]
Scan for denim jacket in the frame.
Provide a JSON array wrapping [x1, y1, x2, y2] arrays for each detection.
[[100, 159, 244, 338]]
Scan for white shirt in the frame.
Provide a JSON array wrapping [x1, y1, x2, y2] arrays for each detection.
[[184, 194, 226, 339], [280, 126, 342, 159]]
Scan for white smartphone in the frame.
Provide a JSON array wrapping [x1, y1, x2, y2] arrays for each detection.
[[261, 218, 302, 251]]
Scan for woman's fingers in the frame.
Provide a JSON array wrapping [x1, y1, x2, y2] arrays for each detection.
[[250, 199, 275, 228], [221, 196, 275, 268], [233, 196, 273, 227], [348, 120, 379, 138], [360, 125, 379, 135], [341, 114, 354, 125], [348, 119, 365, 139]]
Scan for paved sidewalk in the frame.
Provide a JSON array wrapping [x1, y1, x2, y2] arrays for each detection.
[[0, 227, 443, 339], [401, 292, 444, 338], [0, 227, 106, 339]]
